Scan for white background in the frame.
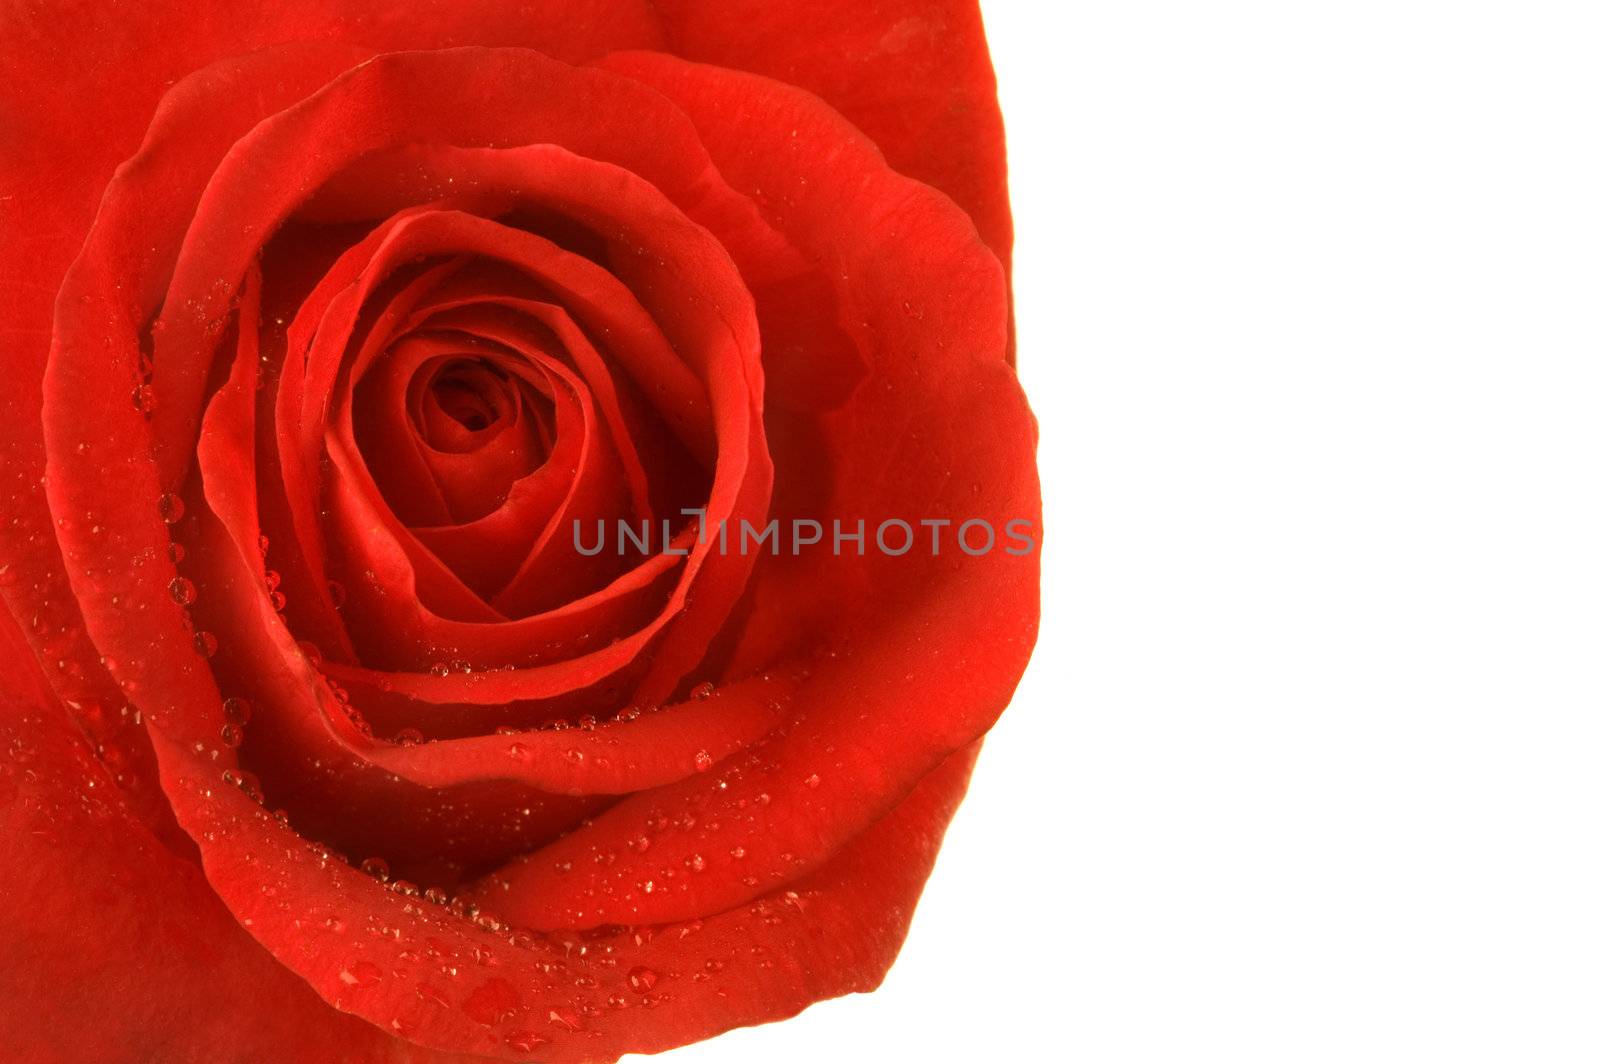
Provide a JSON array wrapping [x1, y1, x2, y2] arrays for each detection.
[[641, 2, 1600, 1061]]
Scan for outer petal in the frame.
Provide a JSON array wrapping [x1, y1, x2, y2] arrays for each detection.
[[148, 714, 982, 1063], [649, 0, 1012, 271], [0, 598, 476, 1064]]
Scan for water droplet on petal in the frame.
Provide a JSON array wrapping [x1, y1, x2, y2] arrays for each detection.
[[392, 727, 424, 747], [157, 493, 185, 524], [339, 960, 383, 989], [219, 723, 243, 749], [694, 749, 713, 773], [690, 681, 715, 700], [360, 856, 391, 883], [627, 966, 658, 993], [804, 773, 822, 789], [222, 696, 252, 725], [344, 705, 373, 738], [548, 1007, 583, 1032], [241, 772, 264, 802], [192, 630, 218, 658], [168, 576, 196, 606]]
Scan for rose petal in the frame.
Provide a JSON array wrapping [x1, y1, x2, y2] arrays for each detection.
[[0, 599, 460, 1063], [650, 0, 1013, 272], [146, 707, 981, 1063]]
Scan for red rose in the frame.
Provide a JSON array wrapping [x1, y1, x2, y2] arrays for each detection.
[[0, 2, 1038, 1060]]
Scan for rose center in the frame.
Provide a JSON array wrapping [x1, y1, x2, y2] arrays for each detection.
[[433, 380, 494, 431], [421, 358, 511, 440]]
